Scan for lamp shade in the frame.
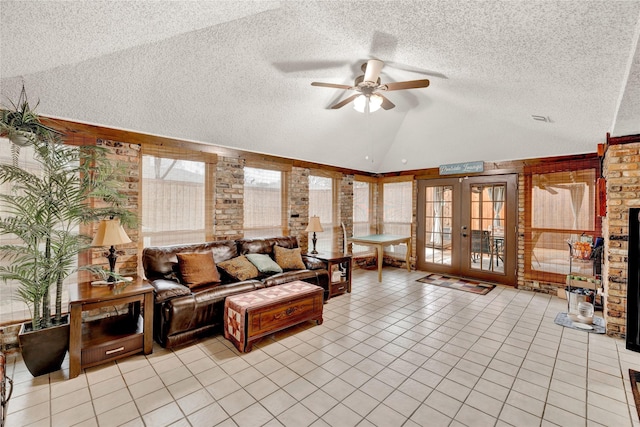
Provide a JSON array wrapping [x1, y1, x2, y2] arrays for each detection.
[[92, 219, 132, 247], [305, 216, 324, 233]]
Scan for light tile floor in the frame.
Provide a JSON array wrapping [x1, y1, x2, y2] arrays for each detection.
[[4, 268, 640, 427]]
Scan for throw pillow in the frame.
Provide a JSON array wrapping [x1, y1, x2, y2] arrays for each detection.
[[176, 252, 220, 288], [245, 253, 283, 274], [273, 245, 306, 270], [218, 255, 260, 281]]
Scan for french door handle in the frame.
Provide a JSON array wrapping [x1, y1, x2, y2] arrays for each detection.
[[461, 226, 468, 237]]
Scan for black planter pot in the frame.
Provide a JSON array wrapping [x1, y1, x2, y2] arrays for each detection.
[[18, 315, 69, 377]]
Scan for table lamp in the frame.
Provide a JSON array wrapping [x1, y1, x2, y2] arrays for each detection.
[[305, 216, 323, 254], [92, 218, 132, 282]]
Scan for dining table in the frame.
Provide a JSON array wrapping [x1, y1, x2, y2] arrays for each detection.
[[348, 234, 411, 282]]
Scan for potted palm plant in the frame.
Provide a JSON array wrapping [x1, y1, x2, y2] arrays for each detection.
[[0, 93, 135, 376]]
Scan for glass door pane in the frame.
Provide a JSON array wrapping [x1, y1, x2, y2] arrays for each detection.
[[469, 184, 505, 273], [423, 185, 453, 265], [417, 178, 459, 275], [461, 175, 516, 285]]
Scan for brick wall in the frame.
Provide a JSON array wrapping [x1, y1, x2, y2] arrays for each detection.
[[214, 157, 245, 240], [339, 175, 354, 253], [602, 141, 640, 337], [289, 167, 310, 250], [411, 179, 417, 269], [517, 174, 526, 289]]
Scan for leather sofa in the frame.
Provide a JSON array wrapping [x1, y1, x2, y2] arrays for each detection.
[[142, 236, 329, 348]]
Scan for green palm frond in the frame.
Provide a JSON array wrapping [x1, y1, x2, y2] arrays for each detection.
[[1, 110, 135, 329]]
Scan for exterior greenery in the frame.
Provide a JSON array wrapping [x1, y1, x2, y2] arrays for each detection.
[[0, 103, 134, 331]]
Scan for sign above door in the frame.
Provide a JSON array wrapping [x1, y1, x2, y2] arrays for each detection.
[[439, 161, 484, 175]]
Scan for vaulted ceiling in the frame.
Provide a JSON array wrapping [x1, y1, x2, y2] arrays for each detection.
[[1, 1, 639, 173]]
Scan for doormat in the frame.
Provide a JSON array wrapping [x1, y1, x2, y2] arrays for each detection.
[[417, 274, 495, 295], [631, 369, 640, 421], [553, 312, 605, 334]]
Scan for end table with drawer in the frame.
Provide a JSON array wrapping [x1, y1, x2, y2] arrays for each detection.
[[68, 278, 153, 378], [307, 252, 352, 299]]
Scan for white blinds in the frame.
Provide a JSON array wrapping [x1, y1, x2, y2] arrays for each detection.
[[309, 175, 334, 253], [141, 148, 207, 247], [383, 181, 412, 257], [244, 167, 284, 238]]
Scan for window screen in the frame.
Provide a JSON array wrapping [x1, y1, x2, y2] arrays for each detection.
[[383, 181, 412, 258], [141, 153, 206, 246], [309, 175, 334, 253], [244, 167, 284, 238]]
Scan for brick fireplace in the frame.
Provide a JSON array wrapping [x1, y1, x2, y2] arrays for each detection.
[[602, 134, 640, 338]]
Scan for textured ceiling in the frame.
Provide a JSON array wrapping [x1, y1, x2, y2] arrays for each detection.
[[1, 1, 639, 173]]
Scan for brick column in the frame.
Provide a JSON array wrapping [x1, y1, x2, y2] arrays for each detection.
[[339, 174, 354, 253], [517, 174, 526, 289], [602, 141, 640, 337], [289, 167, 310, 250], [214, 157, 245, 240]]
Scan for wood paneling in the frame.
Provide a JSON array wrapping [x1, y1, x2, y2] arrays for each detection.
[[40, 116, 367, 176]]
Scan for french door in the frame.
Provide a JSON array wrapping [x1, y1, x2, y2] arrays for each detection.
[[416, 174, 517, 285]]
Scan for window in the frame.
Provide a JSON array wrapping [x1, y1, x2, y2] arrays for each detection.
[[141, 150, 209, 246], [0, 139, 42, 323], [525, 159, 600, 283], [383, 180, 412, 258], [244, 167, 284, 238], [353, 178, 375, 255], [309, 175, 335, 253]]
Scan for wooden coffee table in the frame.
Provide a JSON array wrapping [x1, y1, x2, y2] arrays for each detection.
[[224, 281, 323, 352]]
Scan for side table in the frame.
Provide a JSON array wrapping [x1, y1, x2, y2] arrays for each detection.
[[68, 278, 153, 378], [307, 252, 352, 298]]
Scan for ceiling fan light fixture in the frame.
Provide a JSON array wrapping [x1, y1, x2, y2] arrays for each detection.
[[353, 94, 383, 113]]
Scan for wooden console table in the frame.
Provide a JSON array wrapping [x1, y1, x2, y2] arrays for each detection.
[[348, 234, 411, 282], [68, 278, 153, 378]]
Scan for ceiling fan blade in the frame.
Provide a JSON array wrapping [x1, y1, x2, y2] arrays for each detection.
[[378, 94, 395, 110], [274, 60, 347, 73], [364, 59, 384, 83], [383, 79, 430, 91], [311, 82, 353, 90], [330, 94, 359, 109], [383, 60, 448, 79]]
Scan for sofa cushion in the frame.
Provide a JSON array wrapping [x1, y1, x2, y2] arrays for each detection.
[[143, 240, 238, 282], [177, 252, 221, 288], [245, 253, 283, 274], [274, 245, 306, 270], [237, 236, 299, 257], [218, 255, 260, 281]]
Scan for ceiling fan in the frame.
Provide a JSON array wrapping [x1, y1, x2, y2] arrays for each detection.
[[311, 59, 430, 112]]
